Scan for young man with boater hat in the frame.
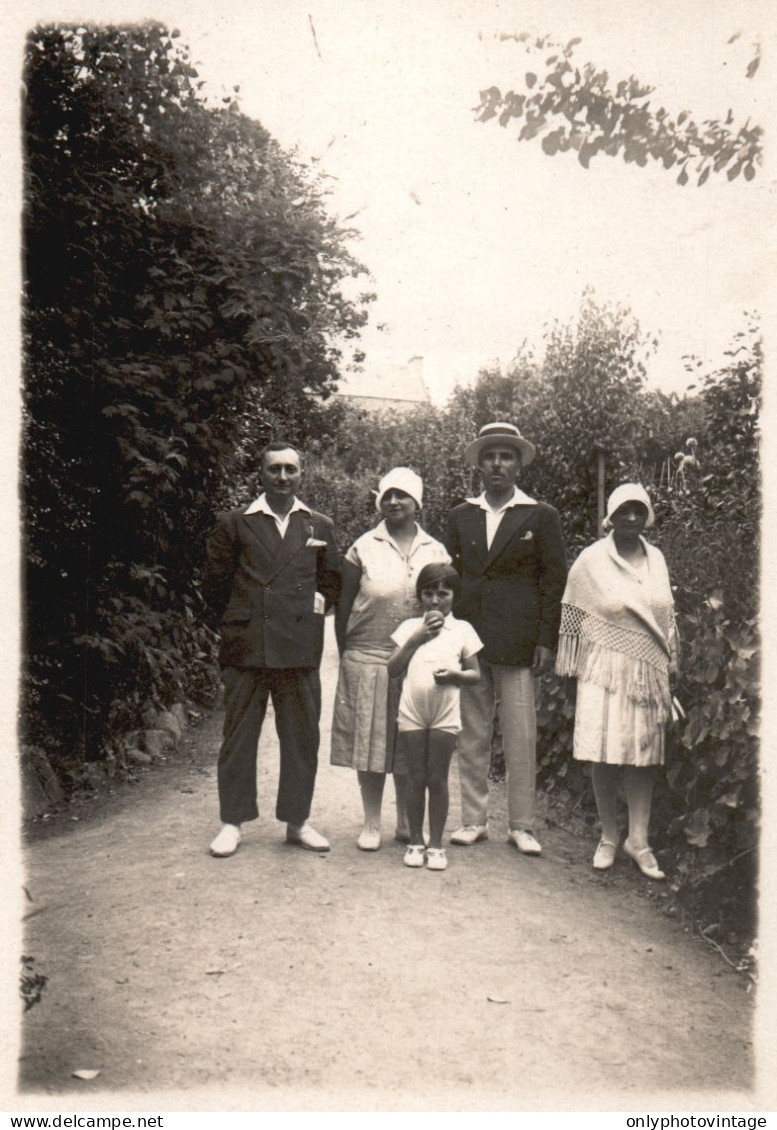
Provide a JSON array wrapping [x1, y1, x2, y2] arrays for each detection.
[[446, 422, 567, 855]]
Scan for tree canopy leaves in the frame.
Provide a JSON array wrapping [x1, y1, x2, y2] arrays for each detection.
[[475, 33, 762, 184]]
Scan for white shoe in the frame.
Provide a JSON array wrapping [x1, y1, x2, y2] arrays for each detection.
[[624, 838, 665, 880], [593, 839, 617, 870], [508, 829, 542, 855], [286, 823, 330, 852], [403, 844, 426, 868], [425, 847, 448, 871], [210, 824, 241, 857], [449, 824, 488, 846], [357, 826, 381, 851]]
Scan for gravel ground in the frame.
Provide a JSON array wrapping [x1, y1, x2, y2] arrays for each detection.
[[15, 621, 759, 1111]]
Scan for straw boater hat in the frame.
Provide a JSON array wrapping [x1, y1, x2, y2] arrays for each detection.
[[464, 422, 536, 467]]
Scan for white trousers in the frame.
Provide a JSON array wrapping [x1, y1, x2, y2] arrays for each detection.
[[457, 662, 537, 831]]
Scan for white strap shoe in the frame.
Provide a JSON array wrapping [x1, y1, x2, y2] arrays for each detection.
[[403, 844, 426, 868], [592, 839, 617, 870], [426, 848, 448, 871], [624, 839, 665, 880]]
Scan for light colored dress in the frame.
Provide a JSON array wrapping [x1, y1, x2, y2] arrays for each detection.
[[573, 676, 666, 766], [391, 614, 482, 734], [330, 521, 450, 772], [556, 535, 676, 768]]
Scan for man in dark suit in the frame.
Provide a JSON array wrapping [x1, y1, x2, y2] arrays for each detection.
[[446, 422, 567, 855], [204, 442, 341, 857]]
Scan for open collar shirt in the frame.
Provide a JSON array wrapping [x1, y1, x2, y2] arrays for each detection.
[[466, 486, 537, 550], [244, 493, 311, 539]]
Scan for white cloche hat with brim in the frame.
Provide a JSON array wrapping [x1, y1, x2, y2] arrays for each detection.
[[374, 467, 424, 511]]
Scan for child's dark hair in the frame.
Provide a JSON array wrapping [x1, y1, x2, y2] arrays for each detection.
[[415, 562, 461, 599]]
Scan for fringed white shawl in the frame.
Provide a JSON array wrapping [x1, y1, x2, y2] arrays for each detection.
[[555, 533, 675, 726]]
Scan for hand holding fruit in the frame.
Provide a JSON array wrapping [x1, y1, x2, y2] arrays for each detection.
[[433, 667, 457, 685], [421, 609, 444, 637]]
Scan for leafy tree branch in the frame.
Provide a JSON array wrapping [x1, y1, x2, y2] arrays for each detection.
[[475, 33, 762, 184]]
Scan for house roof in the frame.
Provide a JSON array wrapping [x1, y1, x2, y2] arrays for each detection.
[[337, 357, 429, 405]]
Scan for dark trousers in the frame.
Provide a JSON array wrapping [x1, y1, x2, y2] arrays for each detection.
[[217, 665, 321, 826]]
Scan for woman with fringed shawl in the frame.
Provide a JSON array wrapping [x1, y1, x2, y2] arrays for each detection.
[[556, 484, 679, 880]]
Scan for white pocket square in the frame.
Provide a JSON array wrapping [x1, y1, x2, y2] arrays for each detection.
[[521, 530, 534, 540], [306, 537, 327, 547]]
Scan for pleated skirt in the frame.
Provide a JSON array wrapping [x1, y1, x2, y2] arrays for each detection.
[[572, 679, 665, 767], [330, 649, 402, 773]]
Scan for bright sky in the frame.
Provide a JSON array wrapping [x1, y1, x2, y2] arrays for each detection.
[[7, 0, 772, 405], [176, 0, 770, 404]]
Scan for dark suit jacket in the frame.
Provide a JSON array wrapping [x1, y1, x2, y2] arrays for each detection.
[[203, 504, 341, 669], [446, 500, 567, 666]]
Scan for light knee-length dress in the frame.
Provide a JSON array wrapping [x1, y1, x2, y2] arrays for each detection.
[[330, 521, 449, 773], [572, 680, 665, 766]]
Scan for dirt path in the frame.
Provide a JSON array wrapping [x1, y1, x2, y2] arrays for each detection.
[[18, 622, 755, 1111]]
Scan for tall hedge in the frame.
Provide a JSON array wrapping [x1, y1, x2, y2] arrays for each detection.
[[646, 324, 760, 930], [22, 24, 370, 775]]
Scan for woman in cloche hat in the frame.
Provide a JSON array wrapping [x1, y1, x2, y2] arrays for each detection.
[[330, 468, 450, 850], [556, 483, 679, 880]]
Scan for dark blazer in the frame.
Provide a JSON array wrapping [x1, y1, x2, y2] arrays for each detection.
[[203, 504, 341, 669], [446, 500, 567, 666]]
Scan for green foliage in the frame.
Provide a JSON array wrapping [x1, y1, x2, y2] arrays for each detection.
[[446, 292, 660, 552], [647, 321, 759, 622], [641, 327, 760, 928], [533, 675, 586, 816], [299, 456, 377, 554], [524, 295, 652, 539], [476, 33, 762, 184], [22, 24, 370, 773], [310, 399, 477, 547], [657, 601, 758, 930]]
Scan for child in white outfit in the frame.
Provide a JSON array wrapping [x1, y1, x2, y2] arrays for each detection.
[[388, 563, 482, 870]]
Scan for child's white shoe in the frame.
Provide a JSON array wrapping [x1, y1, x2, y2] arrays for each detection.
[[357, 826, 381, 851], [403, 844, 426, 868], [425, 847, 447, 871]]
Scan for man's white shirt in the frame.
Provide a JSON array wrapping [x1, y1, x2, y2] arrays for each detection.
[[466, 487, 537, 550], [244, 494, 311, 539]]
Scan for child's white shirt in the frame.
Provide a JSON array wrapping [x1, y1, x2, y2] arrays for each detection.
[[391, 613, 483, 733]]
